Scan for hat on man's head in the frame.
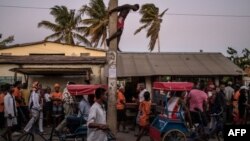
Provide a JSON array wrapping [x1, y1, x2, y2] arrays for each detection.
[[54, 83, 60, 88]]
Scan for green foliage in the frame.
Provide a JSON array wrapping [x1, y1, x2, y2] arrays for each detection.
[[227, 47, 250, 69], [79, 0, 109, 47], [0, 35, 14, 47], [38, 5, 91, 46]]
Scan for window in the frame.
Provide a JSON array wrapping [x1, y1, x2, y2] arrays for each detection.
[[1, 53, 12, 56], [0, 76, 22, 84], [29, 53, 65, 56], [80, 53, 90, 56]]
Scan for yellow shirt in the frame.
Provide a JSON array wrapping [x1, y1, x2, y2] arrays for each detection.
[[21, 89, 30, 106]]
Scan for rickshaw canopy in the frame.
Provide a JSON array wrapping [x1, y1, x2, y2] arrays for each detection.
[[153, 82, 194, 91], [67, 84, 107, 96]]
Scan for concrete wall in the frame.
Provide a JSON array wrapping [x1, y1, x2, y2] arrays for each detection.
[[0, 42, 106, 56], [0, 64, 105, 88], [0, 64, 24, 83]]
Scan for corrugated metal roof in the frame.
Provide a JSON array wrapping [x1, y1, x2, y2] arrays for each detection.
[[116, 52, 244, 77]]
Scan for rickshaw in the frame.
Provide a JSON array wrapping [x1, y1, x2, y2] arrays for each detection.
[[61, 84, 108, 141], [67, 84, 116, 141], [149, 82, 194, 141]]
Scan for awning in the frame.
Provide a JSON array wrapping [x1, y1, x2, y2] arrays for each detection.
[[153, 82, 194, 91], [67, 84, 107, 95], [10, 67, 92, 75], [0, 55, 106, 65]]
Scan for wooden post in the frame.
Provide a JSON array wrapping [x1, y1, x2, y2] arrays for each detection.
[[107, 0, 118, 134]]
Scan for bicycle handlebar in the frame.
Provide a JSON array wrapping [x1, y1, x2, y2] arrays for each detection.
[[210, 108, 224, 116]]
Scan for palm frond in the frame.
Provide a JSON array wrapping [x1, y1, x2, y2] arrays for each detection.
[[44, 32, 62, 41], [149, 33, 158, 51], [100, 31, 107, 46], [134, 23, 151, 35], [81, 19, 100, 25], [38, 21, 62, 32], [159, 8, 168, 17], [79, 5, 88, 15], [140, 18, 154, 24], [74, 34, 92, 47]]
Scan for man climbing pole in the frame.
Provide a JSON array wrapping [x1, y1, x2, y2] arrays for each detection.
[[106, 4, 140, 52]]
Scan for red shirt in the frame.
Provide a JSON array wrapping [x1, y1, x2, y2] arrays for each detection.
[[0, 93, 5, 112]]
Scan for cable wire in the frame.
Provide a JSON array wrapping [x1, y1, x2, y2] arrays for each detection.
[[1, 5, 250, 18]]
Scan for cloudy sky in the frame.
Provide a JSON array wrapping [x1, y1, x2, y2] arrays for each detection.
[[0, 0, 250, 55]]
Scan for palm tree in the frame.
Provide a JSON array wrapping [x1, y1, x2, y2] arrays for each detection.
[[79, 0, 109, 48], [38, 5, 91, 46], [0, 34, 14, 47], [134, 4, 168, 52]]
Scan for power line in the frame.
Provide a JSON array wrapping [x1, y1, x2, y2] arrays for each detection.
[[0, 5, 50, 10], [167, 13, 250, 18], [1, 4, 250, 18]]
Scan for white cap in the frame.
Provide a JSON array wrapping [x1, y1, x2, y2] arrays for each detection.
[[240, 86, 249, 90]]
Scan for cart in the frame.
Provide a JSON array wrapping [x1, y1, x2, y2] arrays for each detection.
[[149, 82, 194, 141]]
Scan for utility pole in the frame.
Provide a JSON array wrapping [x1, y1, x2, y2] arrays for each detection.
[[107, 0, 118, 134]]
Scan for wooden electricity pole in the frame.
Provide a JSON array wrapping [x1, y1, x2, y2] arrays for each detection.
[[107, 0, 118, 134]]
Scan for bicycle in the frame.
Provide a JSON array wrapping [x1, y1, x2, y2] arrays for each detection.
[[190, 107, 224, 141], [208, 109, 224, 141], [105, 128, 116, 141], [17, 114, 63, 141]]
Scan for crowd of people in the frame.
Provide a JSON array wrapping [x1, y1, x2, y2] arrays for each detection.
[[0, 80, 249, 141], [0, 80, 153, 141], [0, 81, 93, 141]]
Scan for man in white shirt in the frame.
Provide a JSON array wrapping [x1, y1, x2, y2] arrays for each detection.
[[224, 81, 234, 122], [44, 86, 52, 127], [138, 83, 147, 103], [24, 81, 44, 133], [1, 84, 18, 141], [87, 88, 108, 141]]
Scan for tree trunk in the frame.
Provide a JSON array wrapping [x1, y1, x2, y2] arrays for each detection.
[[107, 0, 118, 134], [158, 34, 160, 53]]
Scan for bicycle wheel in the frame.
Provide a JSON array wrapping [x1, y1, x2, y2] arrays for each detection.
[[162, 129, 186, 141], [17, 133, 34, 141]]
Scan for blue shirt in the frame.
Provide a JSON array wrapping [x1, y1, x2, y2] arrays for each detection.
[[78, 98, 90, 121]]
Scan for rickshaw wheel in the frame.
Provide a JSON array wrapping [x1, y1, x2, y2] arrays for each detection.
[[17, 132, 34, 141], [162, 129, 186, 141]]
